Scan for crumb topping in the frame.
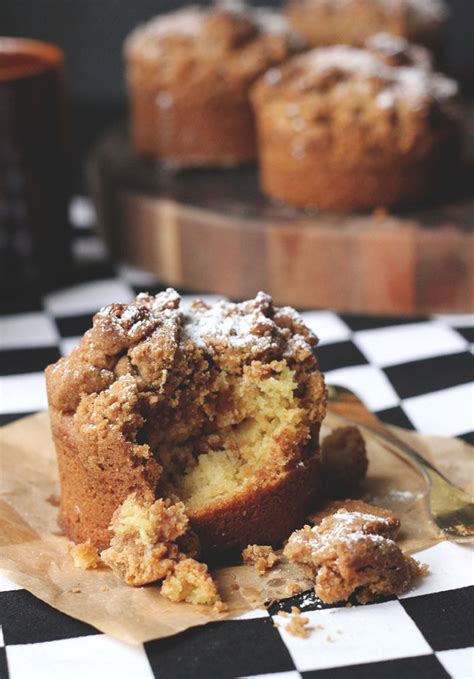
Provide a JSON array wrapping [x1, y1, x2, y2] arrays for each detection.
[[242, 544, 279, 574], [256, 44, 457, 106], [284, 508, 426, 603], [125, 3, 302, 86], [309, 499, 400, 532]]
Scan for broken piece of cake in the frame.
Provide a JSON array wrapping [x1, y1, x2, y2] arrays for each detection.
[[100, 491, 194, 586], [284, 505, 427, 604], [99, 491, 223, 604], [242, 544, 279, 575], [320, 426, 368, 495]]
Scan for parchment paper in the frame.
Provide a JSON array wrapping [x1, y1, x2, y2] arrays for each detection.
[[0, 412, 472, 644]]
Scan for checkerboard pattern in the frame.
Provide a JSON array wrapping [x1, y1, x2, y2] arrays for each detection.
[[1, 197, 473, 679]]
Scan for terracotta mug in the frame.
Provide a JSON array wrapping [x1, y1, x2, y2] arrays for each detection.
[[0, 38, 71, 308]]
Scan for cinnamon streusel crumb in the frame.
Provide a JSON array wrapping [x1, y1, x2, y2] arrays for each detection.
[[279, 607, 313, 638], [242, 544, 279, 574], [285, 508, 427, 603]]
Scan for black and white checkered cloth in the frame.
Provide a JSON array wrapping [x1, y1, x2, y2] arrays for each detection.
[[1, 197, 473, 679]]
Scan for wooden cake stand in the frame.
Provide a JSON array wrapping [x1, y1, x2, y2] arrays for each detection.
[[88, 125, 473, 314]]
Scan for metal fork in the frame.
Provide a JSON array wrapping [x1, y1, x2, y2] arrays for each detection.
[[326, 384, 474, 541]]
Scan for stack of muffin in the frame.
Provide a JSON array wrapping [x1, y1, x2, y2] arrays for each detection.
[[124, 0, 460, 211]]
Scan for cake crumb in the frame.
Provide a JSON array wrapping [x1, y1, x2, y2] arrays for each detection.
[[242, 544, 279, 575], [100, 586, 109, 592], [325, 634, 333, 643], [212, 600, 229, 614], [286, 582, 303, 596], [70, 586, 81, 593], [161, 558, 222, 606], [69, 541, 100, 570], [282, 607, 313, 638]]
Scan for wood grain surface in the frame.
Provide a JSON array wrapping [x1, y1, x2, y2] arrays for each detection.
[[88, 124, 474, 314]]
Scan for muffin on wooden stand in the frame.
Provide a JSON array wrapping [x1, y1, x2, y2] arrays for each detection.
[[285, 0, 447, 50], [125, 2, 303, 167], [251, 34, 460, 211]]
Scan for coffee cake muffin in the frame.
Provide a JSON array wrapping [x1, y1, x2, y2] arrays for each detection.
[[285, 0, 447, 50], [46, 290, 327, 556], [251, 35, 460, 211], [125, 2, 302, 166]]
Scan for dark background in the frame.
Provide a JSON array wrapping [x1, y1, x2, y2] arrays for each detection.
[[1, 0, 473, 189]]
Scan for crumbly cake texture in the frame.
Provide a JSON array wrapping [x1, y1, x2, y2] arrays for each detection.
[[99, 492, 222, 603], [161, 558, 222, 606], [320, 427, 368, 495], [46, 289, 327, 556], [100, 491, 195, 586], [285, 0, 447, 49], [284, 507, 426, 604], [242, 544, 279, 574], [125, 1, 303, 165], [69, 541, 100, 570], [251, 35, 460, 211]]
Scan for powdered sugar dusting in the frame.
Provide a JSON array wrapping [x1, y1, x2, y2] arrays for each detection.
[[288, 509, 397, 557], [94, 289, 317, 364], [291, 44, 457, 109]]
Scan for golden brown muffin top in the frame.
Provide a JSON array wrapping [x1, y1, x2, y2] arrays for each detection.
[[286, 0, 447, 30], [46, 289, 320, 415], [251, 37, 459, 161], [125, 2, 303, 87]]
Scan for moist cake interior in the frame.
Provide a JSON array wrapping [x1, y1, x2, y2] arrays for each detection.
[[143, 359, 308, 511]]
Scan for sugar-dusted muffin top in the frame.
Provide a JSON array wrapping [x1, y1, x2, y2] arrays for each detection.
[[46, 289, 324, 415], [285, 0, 447, 44], [364, 31, 432, 69], [125, 1, 303, 89], [251, 36, 459, 163]]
